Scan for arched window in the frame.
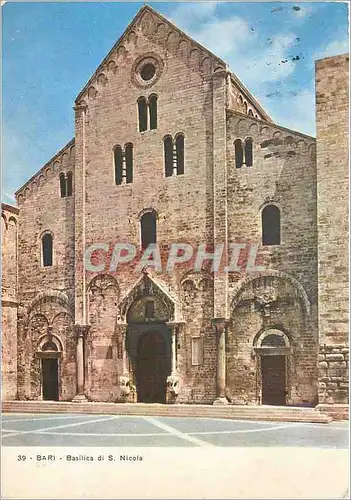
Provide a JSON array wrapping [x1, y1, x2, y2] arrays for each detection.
[[245, 137, 253, 167], [125, 143, 133, 184], [262, 205, 281, 245], [149, 94, 158, 130], [176, 134, 184, 175], [66, 172, 73, 196], [248, 109, 254, 116], [114, 146, 123, 185], [234, 139, 244, 168], [164, 136, 173, 177], [42, 233, 53, 267], [59, 173, 66, 198], [138, 97, 148, 132], [141, 211, 157, 250]]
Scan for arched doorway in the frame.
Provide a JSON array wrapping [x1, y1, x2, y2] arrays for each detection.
[[254, 330, 291, 406], [136, 331, 169, 403], [38, 338, 61, 401]]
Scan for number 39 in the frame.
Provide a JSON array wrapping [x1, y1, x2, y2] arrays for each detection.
[[17, 455, 26, 461]]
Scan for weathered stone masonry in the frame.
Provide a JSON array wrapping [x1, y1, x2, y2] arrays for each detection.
[[1, 6, 349, 408]]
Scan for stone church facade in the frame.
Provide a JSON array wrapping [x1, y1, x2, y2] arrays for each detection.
[[1, 6, 349, 407]]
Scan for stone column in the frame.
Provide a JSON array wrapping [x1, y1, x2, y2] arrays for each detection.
[[166, 322, 182, 402], [172, 142, 178, 176], [118, 324, 131, 400], [212, 318, 229, 404], [73, 324, 90, 402]]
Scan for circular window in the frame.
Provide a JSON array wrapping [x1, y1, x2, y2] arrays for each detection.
[[140, 63, 156, 81], [132, 54, 164, 88]]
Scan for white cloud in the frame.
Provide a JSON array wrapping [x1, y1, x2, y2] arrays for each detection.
[[237, 33, 298, 86], [270, 89, 316, 136], [314, 38, 349, 61], [169, 3, 299, 87]]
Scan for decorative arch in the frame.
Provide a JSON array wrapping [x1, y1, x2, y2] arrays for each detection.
[[118, 274, 176, 323], [37, 333, 63, 353], [230, 270, 311, 316], [27, 290, 70, 318], [254, 328, 291, 349]]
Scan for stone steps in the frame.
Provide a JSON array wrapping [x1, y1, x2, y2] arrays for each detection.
[[2, 401, 332, 423]]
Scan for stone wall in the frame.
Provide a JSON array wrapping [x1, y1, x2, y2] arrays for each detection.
[[225, 112, 319, 405], [1, 204, 19, 400], [15, 141, 76, 400], [315, 54, 349, 404]]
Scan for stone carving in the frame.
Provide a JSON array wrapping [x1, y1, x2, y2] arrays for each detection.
[[119, 375, 131, 397], [254, 292, 278, 317]]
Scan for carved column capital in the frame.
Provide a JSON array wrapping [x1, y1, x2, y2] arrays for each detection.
[[74, 324, 91, 339], [211, 318, 229, 335]]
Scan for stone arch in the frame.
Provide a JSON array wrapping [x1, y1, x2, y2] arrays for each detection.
[[88, 86, 97, 99], [118, 274, 176, 323], [37, 333, 63, 353], [138, 207, 159, 221], [231, 270, 311, 316], [1, 213, 8, 231], [27, 290, 70, 320], [253, 328, 291, 348]]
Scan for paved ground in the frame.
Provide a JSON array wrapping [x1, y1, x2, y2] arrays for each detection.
[[2, 412, 349, 447]]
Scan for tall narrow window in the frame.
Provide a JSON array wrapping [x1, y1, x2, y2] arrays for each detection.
[[141, 211, 157, 250], [149, 94, 158, 130], [125, 143, 133, 184], [234, 139, 244, 168], [66, 172, 73, 196], [176, 134, 185, 175], [59, 173, 66, 198], [262, 205, 281, 246], [114, 146, 123, 185], [164, 136, 173, 177], [42, 233, 53, 267], [145, 300, 155, 319], [245, 137, 253, 167], [138, 97, 148, 132]]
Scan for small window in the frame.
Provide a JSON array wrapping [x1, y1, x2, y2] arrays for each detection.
[[114, 146, 123, 185], [164, 136, 173, 177], [262, 205, 281, 246], [125, 143, 133, 184], [145, 300, 155, 319], [149, 95, 158, 130], [245, 137, 253, 167], [138, 97, 148, 132], [176, 134, 184, 175], [59, 173, 66, 198], [42, 233, 53, 267], [141, 211, 157, 250], [234, 139, 244, 168], [248, 109, 254, 116], [66, 172, 73, 196], [191, 337, 203, 366]]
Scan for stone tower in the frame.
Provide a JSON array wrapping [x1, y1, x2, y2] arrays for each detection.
[[315, 54, 349, 405]]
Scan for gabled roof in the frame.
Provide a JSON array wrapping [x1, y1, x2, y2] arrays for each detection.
[[75, 4, 272, 121], [75, 4, 226, 104], [15, 138, 75, 197]]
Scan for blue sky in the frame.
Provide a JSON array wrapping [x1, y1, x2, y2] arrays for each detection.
[[2, 1, 349, 203]]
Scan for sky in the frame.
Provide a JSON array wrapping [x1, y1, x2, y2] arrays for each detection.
[[2, 1, 349, 203]]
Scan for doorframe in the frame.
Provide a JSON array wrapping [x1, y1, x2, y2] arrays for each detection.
[[133, 327, 171, 403], [254, 348, 292, 405], [37, 352, 61, 401]]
